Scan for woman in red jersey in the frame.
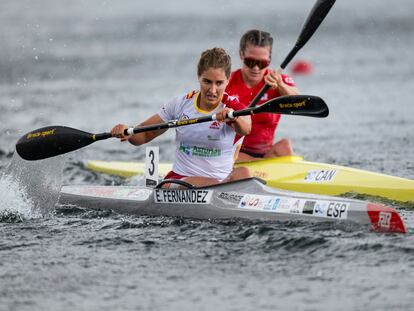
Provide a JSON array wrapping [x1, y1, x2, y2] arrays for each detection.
[[226, 29, 299, 161]]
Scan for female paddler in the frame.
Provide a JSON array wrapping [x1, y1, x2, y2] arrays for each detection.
[[111, 47, 252, 187], [226, 29, 299, 161]]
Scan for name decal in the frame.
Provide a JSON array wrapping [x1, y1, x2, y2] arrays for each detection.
[[154, 189, 213, 204]]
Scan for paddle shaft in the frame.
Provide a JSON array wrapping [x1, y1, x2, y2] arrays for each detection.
[[125, 105, 256, 136], [117, 94, 328, 137], [21, 97, 284, 146], [248, 0, 336, 108], [16, 95, 328, 160], [92, 112, 244, 142], [95, 99, 292, 140]]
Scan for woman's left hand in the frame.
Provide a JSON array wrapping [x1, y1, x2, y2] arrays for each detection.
[[111, 124, 131, 142]]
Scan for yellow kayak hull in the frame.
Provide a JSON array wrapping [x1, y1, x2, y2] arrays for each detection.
[[86, 156, 414, 203]]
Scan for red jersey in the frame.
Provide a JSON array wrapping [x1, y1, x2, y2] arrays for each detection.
[[225, 69, 296, 154]]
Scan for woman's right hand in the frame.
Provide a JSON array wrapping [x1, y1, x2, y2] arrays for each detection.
[[111, 124, 130, 142], [264, 69, 281, 90]]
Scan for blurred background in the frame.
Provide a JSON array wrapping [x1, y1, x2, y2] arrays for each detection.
[[1, 0, 413, 178], [1, 2, 413, 310]]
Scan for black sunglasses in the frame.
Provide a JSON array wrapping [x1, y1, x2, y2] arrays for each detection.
[[243, 57, 270, 70]]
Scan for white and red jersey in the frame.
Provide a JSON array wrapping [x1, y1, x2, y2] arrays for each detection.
[[158, 91, 244, 181], [226, 69, 296, 154]]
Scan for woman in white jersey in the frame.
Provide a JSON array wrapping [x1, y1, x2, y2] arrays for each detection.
[[111, 47, 252, 187]]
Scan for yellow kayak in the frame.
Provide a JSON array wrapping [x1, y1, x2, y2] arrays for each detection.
[[86, 156, 414, 203]]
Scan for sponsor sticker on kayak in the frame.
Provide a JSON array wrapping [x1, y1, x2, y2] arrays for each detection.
[[238, 195, 307, 214], [238, 194, 281, 211], [277, 198, 304, 214], [238, 195, 350, 219], [218, 192, 245, 203], [378, 211, 392, 229], [306, 200, 349, 219], [304, 169, 337, 182], [154, 189, 213, 204]]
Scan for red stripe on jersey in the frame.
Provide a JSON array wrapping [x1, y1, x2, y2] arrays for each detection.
[[185, 90, 196, 99], [222, 92, 245, 111], [221, 92, 245, 128]]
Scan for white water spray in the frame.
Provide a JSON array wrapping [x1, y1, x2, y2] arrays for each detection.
[[0, 152, 65, 221]]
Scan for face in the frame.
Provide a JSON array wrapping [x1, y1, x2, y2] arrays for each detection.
[[198, 67, 229, 109], [240, 44, 271, 86]]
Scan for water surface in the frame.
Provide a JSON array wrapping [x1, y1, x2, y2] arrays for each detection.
[[1, 1, 413, 310]]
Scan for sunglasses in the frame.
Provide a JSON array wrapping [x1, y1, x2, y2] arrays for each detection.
[[243, 57, 270, 70]]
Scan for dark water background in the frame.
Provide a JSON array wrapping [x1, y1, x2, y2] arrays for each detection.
[[1, 0, 413, 310]]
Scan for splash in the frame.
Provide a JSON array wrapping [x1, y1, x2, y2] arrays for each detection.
[[0, 152, 65, 221], [0, 173, 37, 222]]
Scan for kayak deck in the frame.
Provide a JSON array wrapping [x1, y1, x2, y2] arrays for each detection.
[[60, 178, 406, 233], [85, 156, 414, 204], [239, 156, 414, 203]]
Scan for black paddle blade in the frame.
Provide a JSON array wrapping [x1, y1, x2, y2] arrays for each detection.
[[280, 0, 336, 69], [257, 95, 329, 117], [16, 126, 97, 161], [296, 0, 336, 47]]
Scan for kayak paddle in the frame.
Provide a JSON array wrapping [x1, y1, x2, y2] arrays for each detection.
[[15, 94, 328, 161], [249, 0, 336, 107]]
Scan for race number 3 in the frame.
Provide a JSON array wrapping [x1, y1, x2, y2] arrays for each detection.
[[145, 146, 159, 187]]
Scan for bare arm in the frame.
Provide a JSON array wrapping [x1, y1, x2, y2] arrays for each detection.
[[231, 115, 251, 136], [111, 114, 168, 146]]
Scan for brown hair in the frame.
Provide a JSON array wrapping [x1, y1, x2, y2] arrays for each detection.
[[239, 29, 273, 56], [197, 47, 232, 79]]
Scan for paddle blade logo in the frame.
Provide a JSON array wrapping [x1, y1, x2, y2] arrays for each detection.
[[278, 100, 306, 109], [26, 128, 56, 139]]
